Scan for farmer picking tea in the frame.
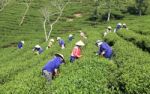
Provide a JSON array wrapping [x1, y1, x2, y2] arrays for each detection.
[[46, 39, 55, 49], [114, 23, 122, 32], [95, 40, 112, 59], [57, 37, 65, 49], [32, 45, 43, 55], [107, 26, 112, 32], [79, 31, 87, 40], [42, 53, 65, 82], [70, 40, 85, 63], [104, 26, 112, 37], [18, 41, 24, 49], [68, 34, 73, 42], [122, 23, 128, 30]]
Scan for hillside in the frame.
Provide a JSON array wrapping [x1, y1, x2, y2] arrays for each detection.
[[0, 0, 150, 94]]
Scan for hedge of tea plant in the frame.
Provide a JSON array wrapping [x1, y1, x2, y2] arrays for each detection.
[[116, 30, 150, 53], [104, 32, 150, 93]]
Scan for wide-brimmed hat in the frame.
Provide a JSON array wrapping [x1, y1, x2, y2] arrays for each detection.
[[50, 39, 54, 42], [96, 40, 103, 46], [69, 34, 73, 37], [21, 41, 24, 44], [117, 23, 122, 26], [107, 26, 112, 29], [55, 53, 65, 63], [57, 37, 61, 40], [123, 23, 126, 26], [75, 40, 85, 46], [35, 45, 41, 48]]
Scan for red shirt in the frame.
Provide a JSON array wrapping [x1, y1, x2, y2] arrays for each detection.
[[71, 46, 81, 58]]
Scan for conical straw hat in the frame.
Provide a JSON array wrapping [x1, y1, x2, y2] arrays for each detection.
[[75, 40, 85, 46]]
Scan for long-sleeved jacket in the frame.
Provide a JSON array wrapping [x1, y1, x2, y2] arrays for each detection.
[[98, 42, 112, 58], [116, 24, 122, 29], [18, 42, 23, 49], [42, 56, 63, 73], [68, 36, 73, 41], [58, 39, 65, 46]]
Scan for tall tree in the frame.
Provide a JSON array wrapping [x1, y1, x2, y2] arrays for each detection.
[[93, 0, 129, 22], [41, 0, 70, 42], [19, 0, 32, 26], [0, 0, 9, 12], [135, 0, 149, 16], [102, 0, 125, 22]]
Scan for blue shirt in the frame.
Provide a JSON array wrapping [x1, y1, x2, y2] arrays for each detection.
[[18, 42, 23, 49], [42, 56, 63, 73], [59, 39, 65, 46], [38, 48, 43, 54], [34, 47, 43, 54], [68, 36, 73, 41], [116, 25, 121, 29], [98, 42, 112, 58]]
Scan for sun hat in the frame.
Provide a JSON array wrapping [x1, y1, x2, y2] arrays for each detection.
[[69, 34, 73, 37], [21, 41, 24, 44], [117, 23, 122, 26], [123, 23, 126, 26], [96, 40, 103, 46], [107, 26, 112, 29], [50, 39, 55, 42], [57, 37, 61, 40], [55, 53, 65, 63], [96, 40, 102, 43], [35, 45, 41, 48], [75, 40, 85, 46]]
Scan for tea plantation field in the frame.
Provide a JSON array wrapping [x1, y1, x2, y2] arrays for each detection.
[[0, 0, 150, 94]]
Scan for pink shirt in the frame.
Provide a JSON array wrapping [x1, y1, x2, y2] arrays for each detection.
[[71, 46, 81, 58]]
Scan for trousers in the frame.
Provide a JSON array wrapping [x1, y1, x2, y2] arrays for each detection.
[[70, 56, 77, 63], [42, 70, 52, 82]]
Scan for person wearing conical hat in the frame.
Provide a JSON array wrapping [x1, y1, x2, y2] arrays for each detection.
[[46, 39, 55, 49], [33, 45, 43, 55], [70, 40, 85, 63], [18, 40, 24, 49], [95, 40, 112, 59], [57, 37, 65, 49], [114, 23, 122, 32], [42, 53, 65, 82], [68, 34, 73, 42]]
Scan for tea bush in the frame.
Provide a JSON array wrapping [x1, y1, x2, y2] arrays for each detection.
[[117, 30, 150, 53], [104, 33, 150, 93]]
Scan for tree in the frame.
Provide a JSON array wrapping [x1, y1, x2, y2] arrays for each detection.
[[89, 0, 103, 23], [19, 0, 32, 26], [0, 0, 9, 12], [92, 0, 129, 22], [135, 0, 149, 16], [41, 0, 70, 42], [104, 0, 113, 22], [102, 0, 126, 22]]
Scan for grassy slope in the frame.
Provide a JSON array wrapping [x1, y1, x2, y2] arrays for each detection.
[[0, 0, 150, 94]]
